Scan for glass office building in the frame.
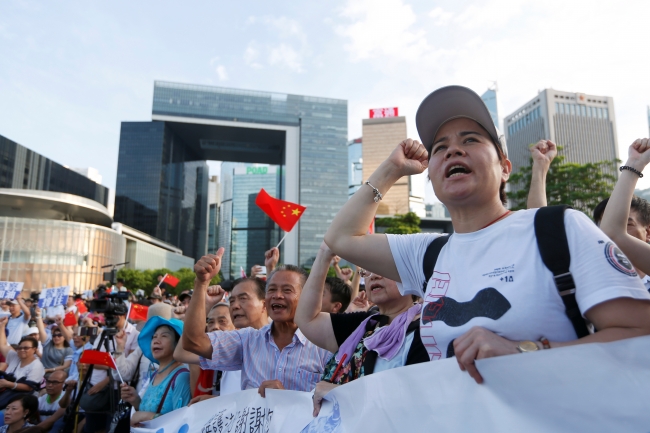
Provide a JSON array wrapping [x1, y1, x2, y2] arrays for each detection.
[[481, 88, 499, 128], [116, 81, 347, 265], [0, 134, 109, 206]]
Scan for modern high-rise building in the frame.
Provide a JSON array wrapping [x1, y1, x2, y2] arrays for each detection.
[[505, 89, 619, 189], [0, 134, 109, 206], [116, 81, 348, 264], [207, 175, 220, 255], [481, 87, 499, 128], [361, 112, 425, 217], [348, 138, 363, 198]]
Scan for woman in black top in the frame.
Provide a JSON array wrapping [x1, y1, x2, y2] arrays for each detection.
[[295, 242, 427, 416]]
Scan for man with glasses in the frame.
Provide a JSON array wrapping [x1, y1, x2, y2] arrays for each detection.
[[37, 370, 76, 432]]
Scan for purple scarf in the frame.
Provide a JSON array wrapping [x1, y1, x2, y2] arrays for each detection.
[[335, 303, 422, 367]]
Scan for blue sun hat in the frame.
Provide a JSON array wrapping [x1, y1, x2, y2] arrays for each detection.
[[137, 316, 184, 364]]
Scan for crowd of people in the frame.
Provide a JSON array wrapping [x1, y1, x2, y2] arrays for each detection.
[[1, 86, 649, 432]]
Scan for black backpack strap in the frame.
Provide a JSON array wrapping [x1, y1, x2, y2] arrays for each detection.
[[534, 205, 590, 338], [422, 235, 450, 295]]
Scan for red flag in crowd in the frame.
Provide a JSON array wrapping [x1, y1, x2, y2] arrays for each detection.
[[162, 274, 180, 288], [255, 189, 306, 232], [63, 311, 77, 327], [129, 303, 148, 321], [240, 267, 247, 278], [79, 350, 116, 369], [75, 300, 88, 314]]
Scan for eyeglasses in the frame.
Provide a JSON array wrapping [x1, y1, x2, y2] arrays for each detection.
[[52, 334, 63, 338], [45, 380, 64, 385], [16, 346, 35, 351], [358, 269, 376, 278]]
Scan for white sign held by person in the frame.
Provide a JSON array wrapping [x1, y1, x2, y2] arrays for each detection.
[[38, 286, 70, 308], [132, 387, 314, 433], [132, 336, 650, 433], [0, 281, 24, 299]]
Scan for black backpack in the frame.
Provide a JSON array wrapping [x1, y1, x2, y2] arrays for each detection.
[[422, 205, 590, 338]]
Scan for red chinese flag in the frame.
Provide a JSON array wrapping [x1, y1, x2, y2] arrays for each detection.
[[255, 189, 306, 232], [79, 350, 116, 369], [129, 303, 148, 321], [162, 274, 180, 288], [75, 300, 88, 314], [63, 311, 77, 327]]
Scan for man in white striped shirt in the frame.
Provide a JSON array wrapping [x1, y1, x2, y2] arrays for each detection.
[[184, 249, 332, 396]]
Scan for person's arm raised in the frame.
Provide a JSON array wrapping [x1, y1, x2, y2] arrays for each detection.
[[18, 297, 31, 321], [527, 140, 557, 209], [294, 242, 340, 353], [183, 249, 225, 359], [34, 306, 48, 344], [324, 139, 429, 281], [0, 318, 10, 358], [600, 138, 650, 274]]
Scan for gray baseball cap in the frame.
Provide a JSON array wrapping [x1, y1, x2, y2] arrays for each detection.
[[415, 85, 507, 157]]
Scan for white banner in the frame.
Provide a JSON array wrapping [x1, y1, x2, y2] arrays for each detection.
[[133, 336, 650, 433], [38, 286, 69, 308], [0, 281, 24, 299]]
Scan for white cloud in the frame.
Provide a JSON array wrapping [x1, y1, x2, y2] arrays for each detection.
[[268, 44, 303, 72], [336, 0, 429, 61], [428, 7, 453, 26], [244, 15, 308, 72], [243, 42, 263, 68], [216, 65, 228, 81]]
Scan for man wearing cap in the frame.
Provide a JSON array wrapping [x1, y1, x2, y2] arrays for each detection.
[[184, 250, 331, 396], [6, 298, 31, 346]]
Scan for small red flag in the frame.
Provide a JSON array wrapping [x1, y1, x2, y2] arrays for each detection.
[[63, 311, 77, 327], [75, 300, 88, 314], [128, 303, 148, 321], [79, 350, 116, 369], [162, 274, 180, 288], [255, 189, 306, 232]]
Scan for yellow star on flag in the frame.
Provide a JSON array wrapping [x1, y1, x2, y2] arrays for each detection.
[[292, 209, 301, 216]]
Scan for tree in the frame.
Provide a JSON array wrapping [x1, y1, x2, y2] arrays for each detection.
[[116, 267, 220, 296], [375, 212, 422, 234], [508, 148, 618, 217]]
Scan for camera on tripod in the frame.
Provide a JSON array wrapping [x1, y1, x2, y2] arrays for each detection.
[[89, 288, 129, 333]]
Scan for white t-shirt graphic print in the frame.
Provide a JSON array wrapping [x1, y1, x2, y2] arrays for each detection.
[[387, 209, 650, 360]]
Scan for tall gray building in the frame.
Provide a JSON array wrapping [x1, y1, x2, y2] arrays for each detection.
[[115, 81, 348, 263], [505, 89, 619, 187]]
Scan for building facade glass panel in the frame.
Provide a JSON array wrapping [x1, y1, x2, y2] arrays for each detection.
[[0, 135, 108, 206], [0, 217, 125, 292]]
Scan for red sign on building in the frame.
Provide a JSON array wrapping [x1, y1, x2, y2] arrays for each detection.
[[369, 107, 399, 119]]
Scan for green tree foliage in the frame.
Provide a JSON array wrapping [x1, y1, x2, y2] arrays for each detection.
[[375, 212, 422, 234], [509, 148, 618, 217], [116, 267, 220, 296]]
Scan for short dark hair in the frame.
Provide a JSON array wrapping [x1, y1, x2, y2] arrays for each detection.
[[117, 278, 125, 284], [593, 196, 650, 227], [19, 336, 39, 349], [325, 277, 351, 312], [6, 394, 40, 425], [232, 277, 266, 300], [631, 195, 650, 226], [593, 197, 609, 225], [267, 265, 308, 289]]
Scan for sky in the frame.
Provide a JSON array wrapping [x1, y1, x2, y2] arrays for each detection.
[[2, 0, 650, 205]]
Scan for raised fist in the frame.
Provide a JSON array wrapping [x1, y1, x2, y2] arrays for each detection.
[[205, 285, 225, 310], [336, 267, 353, 282], [194, 248, 225, 284], [386, 139, 429, 178], [530, 140, 557, 170], [627, 138, 650, 172], [264, 247, 280, 272]]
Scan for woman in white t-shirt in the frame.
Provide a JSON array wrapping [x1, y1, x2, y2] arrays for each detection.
[[324, 85, 650, 384]]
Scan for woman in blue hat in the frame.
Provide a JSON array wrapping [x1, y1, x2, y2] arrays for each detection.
[[120, 317, 191, 427]]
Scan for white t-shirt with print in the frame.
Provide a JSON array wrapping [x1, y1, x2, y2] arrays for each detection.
[[5, 351, 45, 384], [38, 392, 64, 416], [387, 209, 650, 361]]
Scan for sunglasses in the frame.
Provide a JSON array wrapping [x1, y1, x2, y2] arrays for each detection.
[[52, 334, 63, 338]]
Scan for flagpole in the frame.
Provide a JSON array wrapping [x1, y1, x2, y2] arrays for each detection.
[[276, 231, 288, 248], [109, 353, 125, 383], [156, 273, 168, 289]]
